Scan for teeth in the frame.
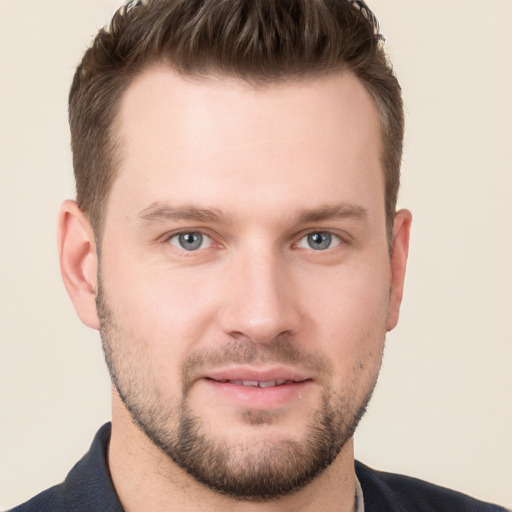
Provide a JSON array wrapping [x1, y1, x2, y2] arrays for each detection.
[[258, 380, 277, 388], [224, 379, 292, 388]]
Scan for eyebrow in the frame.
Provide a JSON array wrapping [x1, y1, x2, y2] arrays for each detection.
[[136, 202, 368, 226], [137, 203, 232, 225], [294, 203, 368, 224]]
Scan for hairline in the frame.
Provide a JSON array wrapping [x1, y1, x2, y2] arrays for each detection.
[[92, 62, 395, 250]]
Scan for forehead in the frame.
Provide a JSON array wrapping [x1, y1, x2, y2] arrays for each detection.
[[108, 67, 384, 223]]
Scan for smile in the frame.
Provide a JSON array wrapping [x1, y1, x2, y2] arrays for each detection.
[[200, 373, 313, 409], [210, 379, 300, 388]]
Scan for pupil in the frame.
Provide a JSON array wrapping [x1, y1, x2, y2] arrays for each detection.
[[308, 232, 331, 250], [179, 233, 202, 250]]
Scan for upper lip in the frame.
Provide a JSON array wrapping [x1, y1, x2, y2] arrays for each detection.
[[202, 366, 311, 384]]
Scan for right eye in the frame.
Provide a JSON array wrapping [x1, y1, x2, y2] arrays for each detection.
[[168, 232, 213, 251], [296, 231, 342, 251]]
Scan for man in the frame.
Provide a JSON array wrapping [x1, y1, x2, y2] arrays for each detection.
[[8, 0, 508, 511]]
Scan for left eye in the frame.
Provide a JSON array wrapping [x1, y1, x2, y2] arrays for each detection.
[[297, 232, 341, 251], [169, 232, 212, 251]]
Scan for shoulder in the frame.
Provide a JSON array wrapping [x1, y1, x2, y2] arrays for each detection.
[[7, 485, 66, 512], [355, 460, 509, 512], [7, 424, 123, 512]]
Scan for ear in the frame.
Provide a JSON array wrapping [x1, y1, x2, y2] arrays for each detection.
[[386, 209, 412, 331], [58, 200, 100, 330]]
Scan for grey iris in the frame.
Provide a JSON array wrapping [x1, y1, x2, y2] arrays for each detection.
[[179, 233, 203, 250], [308, 232, 332, 250]]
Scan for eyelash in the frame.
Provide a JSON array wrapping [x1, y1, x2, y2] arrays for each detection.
[[165, 230, 217, 253], [295, 231, 344, 251], [163, 229, 349, 254]]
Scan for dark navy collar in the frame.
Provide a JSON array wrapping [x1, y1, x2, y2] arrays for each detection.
[[12, 423, 506, 512], [60, 422, 123, 511]]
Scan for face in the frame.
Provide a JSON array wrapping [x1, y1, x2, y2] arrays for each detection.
[[95, 68, 407, 500]]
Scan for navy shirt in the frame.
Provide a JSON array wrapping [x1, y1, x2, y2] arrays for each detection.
[[9, 423, 508, 511]]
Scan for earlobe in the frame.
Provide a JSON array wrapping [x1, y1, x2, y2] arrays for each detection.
[[58, 200, 100, 330], [386, 209, 412, 332]]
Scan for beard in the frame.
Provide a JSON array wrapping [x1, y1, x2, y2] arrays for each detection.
[[97, 283, 381, 502]]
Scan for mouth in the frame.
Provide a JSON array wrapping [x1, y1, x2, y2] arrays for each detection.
[[207, 378, 308, 388], [202, 366, 311, 387], [197, 368, 313, 410]]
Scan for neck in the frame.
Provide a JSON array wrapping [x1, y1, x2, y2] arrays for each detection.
[[109, 395, 357, 512]]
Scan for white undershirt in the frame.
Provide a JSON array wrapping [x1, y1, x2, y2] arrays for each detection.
[[355, 475, 365, 512]]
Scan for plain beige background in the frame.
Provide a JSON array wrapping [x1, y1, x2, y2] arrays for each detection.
[[1, 0, 511, 509]]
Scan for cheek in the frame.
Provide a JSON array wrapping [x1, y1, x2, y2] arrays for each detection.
[[300, 259, 390, 375], [101, 253, 221, 353]]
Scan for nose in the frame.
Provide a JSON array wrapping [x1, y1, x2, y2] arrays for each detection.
[[217, 249, 302, 344]]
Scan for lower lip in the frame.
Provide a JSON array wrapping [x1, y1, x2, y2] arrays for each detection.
[[200, 379, 312, 409]]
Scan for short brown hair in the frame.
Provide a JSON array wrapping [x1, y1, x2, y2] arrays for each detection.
[[69, 0, 403, 241]]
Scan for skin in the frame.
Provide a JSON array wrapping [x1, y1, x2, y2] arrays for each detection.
[[58, 68, 411, 512]]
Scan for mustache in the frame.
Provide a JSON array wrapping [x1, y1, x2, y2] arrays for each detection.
[[181, 335, 332, 393]]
